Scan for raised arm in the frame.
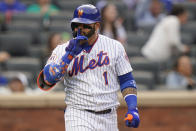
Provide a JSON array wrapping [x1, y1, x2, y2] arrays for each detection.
[[37, 30, 88, 91]]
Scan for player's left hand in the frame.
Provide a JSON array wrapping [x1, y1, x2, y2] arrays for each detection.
[[124, 108, 140, 128]]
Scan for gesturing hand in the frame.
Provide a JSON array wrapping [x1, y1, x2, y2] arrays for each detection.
[[124, 108, 140, 128], [65, 29, 88, 57]]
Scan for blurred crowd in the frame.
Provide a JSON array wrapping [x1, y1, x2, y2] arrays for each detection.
[[0, 0, 196, 94]]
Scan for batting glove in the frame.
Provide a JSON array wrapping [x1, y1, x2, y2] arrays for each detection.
[[125, 108, 140, 128]]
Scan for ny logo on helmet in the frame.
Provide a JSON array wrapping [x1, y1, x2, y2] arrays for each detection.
[[78, 9, 83, 18]]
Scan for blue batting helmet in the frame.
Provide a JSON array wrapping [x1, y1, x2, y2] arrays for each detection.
[[71, 4, 101, 24]]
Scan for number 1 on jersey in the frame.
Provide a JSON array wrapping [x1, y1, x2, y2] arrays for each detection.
[[103, 71, 108, 85]]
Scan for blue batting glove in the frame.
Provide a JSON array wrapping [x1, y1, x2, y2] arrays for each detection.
[[65, 29, 88, 57], [125, 108, 140, 128]]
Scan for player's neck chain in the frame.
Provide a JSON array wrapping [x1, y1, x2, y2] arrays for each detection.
[[68, 51, 110, 76]]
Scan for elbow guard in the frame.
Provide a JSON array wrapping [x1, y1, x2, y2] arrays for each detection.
[[43, 64, 63, 84], [37, 70, 56, 91]]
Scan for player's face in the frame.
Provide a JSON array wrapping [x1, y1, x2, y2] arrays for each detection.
[[72, 23, 98, 39]]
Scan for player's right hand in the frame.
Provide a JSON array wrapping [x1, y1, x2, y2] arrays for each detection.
[[124, 108, 140, 128], [65, 29, 88, 57]]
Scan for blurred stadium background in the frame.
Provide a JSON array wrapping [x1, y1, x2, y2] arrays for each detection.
[[0, 0, 196, 131]]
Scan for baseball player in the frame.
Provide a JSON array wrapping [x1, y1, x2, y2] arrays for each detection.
[[37, 4, 140, 131]]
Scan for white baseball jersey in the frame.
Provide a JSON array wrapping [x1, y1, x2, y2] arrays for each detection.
[[47, 34, 133, 111]]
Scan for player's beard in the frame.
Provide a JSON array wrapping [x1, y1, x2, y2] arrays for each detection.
[[72, 25, 96, 39], [83, 25, 96, 38]]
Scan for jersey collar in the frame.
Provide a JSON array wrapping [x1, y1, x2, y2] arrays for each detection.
[[83, 34, 99, 53]]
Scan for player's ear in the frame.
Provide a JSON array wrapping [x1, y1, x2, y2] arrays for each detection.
[[95, 22, 100, 32]]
